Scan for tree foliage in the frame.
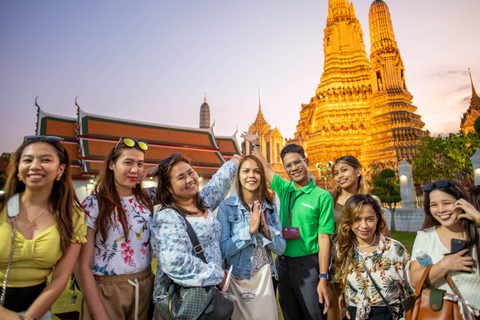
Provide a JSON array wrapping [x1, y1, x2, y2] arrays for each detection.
[[412, 131, 480, 185], [373, 168, 401, 232], [475, 117, 480, 134], [0, 152, 12, 190]]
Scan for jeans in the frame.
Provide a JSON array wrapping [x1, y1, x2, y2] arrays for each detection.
[[277, 254, 325, 320]]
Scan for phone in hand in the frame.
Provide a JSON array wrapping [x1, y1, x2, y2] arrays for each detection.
[[451, 238, 471, 257]]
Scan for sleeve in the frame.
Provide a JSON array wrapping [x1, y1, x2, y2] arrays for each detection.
[[262, 204, 286, 256], [151, 209, 224, 287], [81, 194, 99, 230], [269, 174, 290, 195], [200, 161, 238, 212], [71, 207, 87, 243], [317, 191, 335, 235], [144, 187, 157, 203], [217, 200, 253, 259]]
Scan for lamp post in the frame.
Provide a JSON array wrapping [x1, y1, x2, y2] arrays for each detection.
[[470, 149, 480, 186], [316, 161, 333, 190]]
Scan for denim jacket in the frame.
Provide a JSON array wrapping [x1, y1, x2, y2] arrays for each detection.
[[217, 194, 286, 280]]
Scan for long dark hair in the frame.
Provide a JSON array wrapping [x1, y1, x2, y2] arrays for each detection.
[[331, 155, 369, 204], [94, 141, 153, 241], [154, 154, 208, 216], [423, 179, 479, 274], [333, 194, 385, 291], [236, 155, 273, 209], [0, 137, 83, 253]]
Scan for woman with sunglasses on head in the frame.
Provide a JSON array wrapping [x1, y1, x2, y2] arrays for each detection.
[[150, 153, 240, 315], [75, 137, 155, 320], [0, 136, 86, 320], [410, 179, 480, 317], [217, 155, 286, 320], [334, 194, 411, 320]]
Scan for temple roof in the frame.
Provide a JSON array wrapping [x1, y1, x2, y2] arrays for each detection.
[[36, 104, 239, 179], [460, 69, 480, 132]]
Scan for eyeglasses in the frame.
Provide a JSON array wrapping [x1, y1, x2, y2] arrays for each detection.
[[159, 152, 181, 168], [115, 137, 148, 151], [283, 158, 306, 171], [24, 135, 64, 143], [422, 180, 450, 192]]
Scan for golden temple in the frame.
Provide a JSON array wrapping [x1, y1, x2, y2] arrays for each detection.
[[249, 0, 427, 172]]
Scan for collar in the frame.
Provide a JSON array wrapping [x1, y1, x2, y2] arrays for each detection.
[[289, 178, 316, 195], [224, 193, 274, 211]]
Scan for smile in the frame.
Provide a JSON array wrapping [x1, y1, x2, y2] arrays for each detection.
[[186, 183, 196, 189]]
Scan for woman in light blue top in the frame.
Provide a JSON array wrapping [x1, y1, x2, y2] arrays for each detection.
[[151, 153, 239, 289], [217, 155, 286, 285]]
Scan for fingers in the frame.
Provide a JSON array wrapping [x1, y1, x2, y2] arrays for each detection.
[[346, 310, 351, 319]]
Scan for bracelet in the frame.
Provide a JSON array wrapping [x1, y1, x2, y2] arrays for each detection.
[[18, 314, 36, 320], [319, 273, 329, 281], [251, 144, 260, 151]]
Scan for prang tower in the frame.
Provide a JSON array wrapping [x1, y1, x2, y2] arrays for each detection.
[[292, 0, 426, 166]]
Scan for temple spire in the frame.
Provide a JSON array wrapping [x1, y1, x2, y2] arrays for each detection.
[[199, 95, 210, 129], [470, 68, 477, 97]]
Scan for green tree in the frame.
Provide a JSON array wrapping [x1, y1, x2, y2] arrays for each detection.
[[374, 168, 402, 232], [0, 152, 12, 191], [475, 116, 480, 134], [412, 131, 480, 185]]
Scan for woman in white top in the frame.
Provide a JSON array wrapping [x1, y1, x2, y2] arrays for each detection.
[[410, 179, 480, 318], [75, 137, 155, 320]]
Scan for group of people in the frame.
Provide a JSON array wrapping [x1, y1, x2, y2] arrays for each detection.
[[0, 133, 479, 320]]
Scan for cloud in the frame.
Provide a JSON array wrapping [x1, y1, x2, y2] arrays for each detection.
[[431, 70, 469, 78]]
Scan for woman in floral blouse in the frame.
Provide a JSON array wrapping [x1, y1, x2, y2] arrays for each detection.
[[151, 153, 239, 295], [75, 138, 155, 320], [334, 194, 411, 320]]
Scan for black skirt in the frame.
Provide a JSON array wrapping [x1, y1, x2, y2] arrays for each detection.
[[0, 282, 46, 312]]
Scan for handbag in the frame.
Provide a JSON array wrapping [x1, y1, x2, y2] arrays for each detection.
[[228, 264, 278, 320], [153, 214, 234, 320], [405, 265, 464, 320]]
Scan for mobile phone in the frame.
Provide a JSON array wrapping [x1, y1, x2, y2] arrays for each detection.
[[451, 238, 471, 257]]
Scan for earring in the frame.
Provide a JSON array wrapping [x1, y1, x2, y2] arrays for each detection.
[[17, 174, 22, 181], [56, 174, 62, 181]]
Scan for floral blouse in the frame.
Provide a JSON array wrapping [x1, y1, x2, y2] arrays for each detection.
[[151, 161, 237, 287], [344, 235, 411, 320], [83, 188, 155, 276]]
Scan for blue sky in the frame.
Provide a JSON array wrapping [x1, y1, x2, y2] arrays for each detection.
[[1, 0, 479, 153]]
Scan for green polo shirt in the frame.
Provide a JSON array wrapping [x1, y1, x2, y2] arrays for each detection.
[[270, 174, 334, 257]]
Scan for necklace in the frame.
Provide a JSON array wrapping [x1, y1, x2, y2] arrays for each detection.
[[22, 204, 49, 229], [357, 233, 377, 255]]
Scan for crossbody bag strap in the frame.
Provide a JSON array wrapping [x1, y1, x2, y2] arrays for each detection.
[[358, 252, 400, 317], [180, 214, 208, 264]]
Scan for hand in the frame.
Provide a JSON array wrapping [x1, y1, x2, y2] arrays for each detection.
[[0, 306, 23, 320], [137, 166, 159, 184], [439, 249, 475, 273], [249, 201, 262, 236], [340, 302, 350, 319], [455, 199, 480, 222], [260, 209, 271, 240], [317, 279, 330, 314], [230, 154, 242, 165], [240, 131, 259, 145]]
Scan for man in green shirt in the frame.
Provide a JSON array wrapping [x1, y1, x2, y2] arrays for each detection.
[[243, 132, 334, 320]]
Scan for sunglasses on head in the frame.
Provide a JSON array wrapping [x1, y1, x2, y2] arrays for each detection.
[[24, 135, 64, 143], [115, 137, 148, 151], [159, 153, 181, 168], [422, 180, 450, 192]]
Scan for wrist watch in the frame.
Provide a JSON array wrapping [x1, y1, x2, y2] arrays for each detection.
[[319, 273, 329, 281], [251, 144, 260, 151]]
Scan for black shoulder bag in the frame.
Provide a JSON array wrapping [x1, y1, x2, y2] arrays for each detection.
[[153, 213, 234, 320]]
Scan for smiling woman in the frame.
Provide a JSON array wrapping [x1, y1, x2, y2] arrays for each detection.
[[0, 136, 86, 320], [74, 137, 155, 320]]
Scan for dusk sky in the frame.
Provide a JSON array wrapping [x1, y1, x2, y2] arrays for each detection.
[[1, 0, 479, 154]]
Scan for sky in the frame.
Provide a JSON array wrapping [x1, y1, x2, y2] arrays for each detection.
[[1, 0, 479, 154]]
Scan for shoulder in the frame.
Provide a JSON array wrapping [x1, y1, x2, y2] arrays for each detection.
[[222, 194, 240, 207], [82, 193, 100, 218], [71, 206, 88, 243], [416, 227, 436, 238], [153, 207, 184, 226]]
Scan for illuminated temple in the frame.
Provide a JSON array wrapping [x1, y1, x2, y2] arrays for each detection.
[[249, 0, 427, 172]]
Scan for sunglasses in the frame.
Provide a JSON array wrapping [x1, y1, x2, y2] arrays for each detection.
[[159, 153, 181, 168], [24, 135, 64, 143], [422, 180, 450, 192], [115, 137, 148, 151], [284, 158, 305, 171]]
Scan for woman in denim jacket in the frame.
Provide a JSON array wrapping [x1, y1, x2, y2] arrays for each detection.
[[217, 155, 286, 319]]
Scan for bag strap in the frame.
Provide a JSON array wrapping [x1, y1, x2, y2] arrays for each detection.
[[358, 252, 400, 317], [179, 214, 208, 264], [1, 195, 19, 306], [414, 264, 433, 296]]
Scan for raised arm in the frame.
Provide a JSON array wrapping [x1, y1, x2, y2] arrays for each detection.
[[200, 159, 239, 211], [241, 132, 276, 184]]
